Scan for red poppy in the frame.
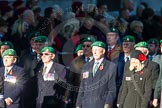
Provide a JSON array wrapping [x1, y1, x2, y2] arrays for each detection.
[[138, 54, 146, 62], [9, 70, 13, 75], [99, 64, 104, 71], [139, 70, 144, 75]]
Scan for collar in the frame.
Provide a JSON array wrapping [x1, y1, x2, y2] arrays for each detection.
[[5, 65, 13, 75], [86, 56, 93, 62], [44, 61, 53, 68], [124, 55, 130, 62], [44, 61, 53, 73], [108, 45, 115, 49], [94, 57, 104, 66]]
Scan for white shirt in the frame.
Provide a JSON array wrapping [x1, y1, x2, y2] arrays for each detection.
[[85, 56, 93, 62], [124, 55, 130, 62], [43, 61, 53, 80], [93, 57, 104, 71], [108, 45, 115, 51], [4, 66, 13, 77]]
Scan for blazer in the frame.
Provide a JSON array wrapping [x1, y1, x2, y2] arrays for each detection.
[[0, 65, 27, 108], [36, 62, 66, 108], [76, 58, 117, 108]]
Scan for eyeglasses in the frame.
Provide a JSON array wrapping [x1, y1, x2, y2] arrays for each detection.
[[40, 53, 52, 56], [83, 45, 91, 48]]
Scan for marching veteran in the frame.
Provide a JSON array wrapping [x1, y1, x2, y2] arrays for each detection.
[[118, 50, 153, 108], [35, 46, 66, 108], [0, 49, 27, 108], [76, 41, 117, 108]]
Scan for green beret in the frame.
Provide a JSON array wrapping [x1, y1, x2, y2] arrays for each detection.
[[81, 36, 96, 43], [41, 46, 55, 53], [134, 41, 148, 48], [0, 41, 14, 49], [75, 44, 83, 53], [122, 35, 135, 42], [108, 27, 119, 34], [2, 49, 17, 57], [34, 36, 48, 43], [147, 38, 159, 46], [28, 31, 40, 40], [91, 41, 106, 49], [160, 40, 162, 44]]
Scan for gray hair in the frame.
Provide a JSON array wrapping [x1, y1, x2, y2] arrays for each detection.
[[130, 20, 143, 31]]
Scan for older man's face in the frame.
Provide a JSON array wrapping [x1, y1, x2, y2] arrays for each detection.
[[0, 45, 10, 56], [122, 42, 134, 53], [82, 42, 92, 57], [41, 52, 55, 64], [3, 56, 16, 67], [106, 32, 118, 46], [92, 46, 105, 60]]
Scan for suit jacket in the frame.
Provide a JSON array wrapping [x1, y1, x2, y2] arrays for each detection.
[[106, 44, 122, 61], [113, 52, 125, 89], [76, 58, 117, 108], [36, 62, 66, 108], [0, 65, 27, 108]]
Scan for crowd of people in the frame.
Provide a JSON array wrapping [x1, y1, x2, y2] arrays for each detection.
[[0, 0, 162, 108]]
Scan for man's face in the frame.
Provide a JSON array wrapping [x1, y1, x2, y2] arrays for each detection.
[[77, 50, 84, 56], [92, 46, 105, 60], [28, 11, 35, 24], [84, 20, 94, 30], [35, 42, 46, 53], [0, 26, 8, 35], [122, 42, 134, 53], [30, 37, 36, 50], [3, 56, 16, 67], [148, 44, 156, 55], [134, 26, 143, 34], [0, 45, 10, 56], [41, 52, 54, 64], [106, 32, 118, 46], [82, 42, 92, 57]]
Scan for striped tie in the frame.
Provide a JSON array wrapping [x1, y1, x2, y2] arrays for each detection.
[[93, 62, 99, 77], [42, 66, 47, 76]]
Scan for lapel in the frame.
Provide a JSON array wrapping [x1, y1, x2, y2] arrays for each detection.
[[93, 59, 106, 79], [48, 62, 59, 80], [0, 67, 5, 77], [38, 63, 55, 91], [7, 65, 17, 76], [89, 60, 94, 79]]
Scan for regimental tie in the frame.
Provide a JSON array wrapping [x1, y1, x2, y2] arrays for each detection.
[[4, 69, 9, 77], [42, 66, 47, 76], [125, 57, 130, 62], [93, 62, 99, 77], [87, 57, 90, 62]]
